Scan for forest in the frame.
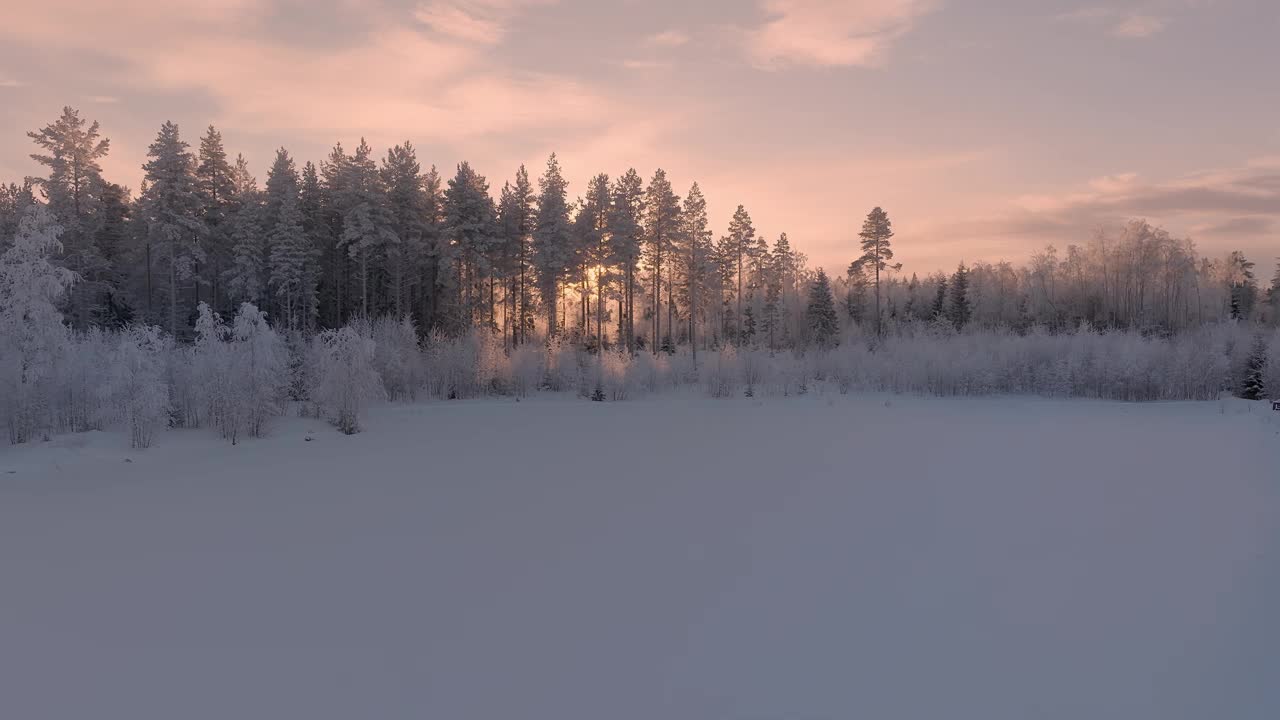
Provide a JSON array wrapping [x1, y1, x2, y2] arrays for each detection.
[[3, 107, 1279, 447]]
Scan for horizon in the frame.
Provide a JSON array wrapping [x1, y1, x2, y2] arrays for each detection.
[[2, 0, 1278, 276]]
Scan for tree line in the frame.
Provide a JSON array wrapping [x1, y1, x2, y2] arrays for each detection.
[[3, 106, 1279, 357]]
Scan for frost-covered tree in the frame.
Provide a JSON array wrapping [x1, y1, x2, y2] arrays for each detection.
[[949, 263, 972, 330], [102, 324, 170, 449], [1226, 251, 1258, 321], [27, 107, 111, 328], [229, 302, 289, 438], [298, 161, 325, 330], [1239, 333, 1267, 400], [265, 149, 314, 330], [371, 315, 425, 401], [806, 269, 839, 350], [533, 154, 573, 336], [644, 169, 680, 353], [309, 325, 384, 434], [223, 158, 266, 309], [140, 121, 205, 337], [0, 206, 75, 443]]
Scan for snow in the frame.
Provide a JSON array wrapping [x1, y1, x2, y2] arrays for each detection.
[[2, 395, 1278, 720]]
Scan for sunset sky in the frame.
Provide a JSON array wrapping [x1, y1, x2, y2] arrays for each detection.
[[2, 0, 1278, 275]]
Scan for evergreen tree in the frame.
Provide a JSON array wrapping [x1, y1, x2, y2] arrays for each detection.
[[948, 263, 972, 330], [419, 165, 448, 331], [1268, 259, 1280, 324], [298, 162, 325, 330], [644, 169, 680, 353], [532, 154, 572, 337], [724, 205, 756, 344], [844, 263, 869, 326], [380, 142, 428, 319], [140, 121, 205, 337], [578, 173, 612, 348], [931, 275, 948, 320], [806, 268, 839, 349], [93, 182, 134, 328], [445, 161, 497, 329], [339, 139, 396, 319], [1227, 250, 1258, 320], [223, 167, 265, 310], [27, 107, 112, 328], [196, 126, 235, 314], [264, 149, 312, 330], [0, 180, 38, 252], [853, 207, 896, 337], [608, 169, 644, 352], [677, 182, 712, 363], [1240, 333, 1267, 400]]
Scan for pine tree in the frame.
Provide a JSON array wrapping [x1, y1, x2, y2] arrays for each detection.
[[339, 139, 396, 319], [532, 154, 572, 337], [419, 165, 448, 331], [948, 263, 972, 330], [724, 205, 756, 345], [1227, 250, 1257, 321], [27, 107, 112, 328], [265, 150, 312, 330], [445, 161, 498, 330], [608, 169, 644, 352], [931, 275, 948, 320], [806, 268, 839, 349], [853, 207, 896, 337], [380, 142, 427, 319], [1268, 259, 1280, 324], [94, 182, 134, 327], [196, 126, 236, 314], [224, 173, 265, 309], [644, 169, 680, 353], [578, 173, 612, 349], [140, 121, 205, 337], [677, 182, 712, 363], [298, 162, 325, 330], [1240, 333, 1267, 400]]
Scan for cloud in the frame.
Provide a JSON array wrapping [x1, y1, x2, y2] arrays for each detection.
[[1056, 7, 1169, 39], [85, 95, 119, 104], [644, 29, 689, 48], [947, 159, 1280, 264], [412, 0, 557, 44], [620, 59, 674, 71], [744, 0, 938, 69], [1110, 14, 1167, 38], [0, 78, 24, 88]]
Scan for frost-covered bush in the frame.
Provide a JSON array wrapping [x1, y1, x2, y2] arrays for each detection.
[[57, 328, 111, 433], [102, 325, 171, 449], [371, 316, 425, 401], [509, 343, 544, 397], [229, 303, 289, 439], [309, 325, 384, 434], [0, 205, 74, 444], [705, 345, 740, 398]]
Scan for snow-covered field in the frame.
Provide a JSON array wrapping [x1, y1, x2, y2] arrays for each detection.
[[2, 395, 1278, 720]]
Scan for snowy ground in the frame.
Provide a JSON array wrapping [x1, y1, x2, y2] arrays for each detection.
[[2, 394, 1278, 720]]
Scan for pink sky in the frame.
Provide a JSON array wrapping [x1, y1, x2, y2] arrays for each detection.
[[2, 0, 1278, 274]]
